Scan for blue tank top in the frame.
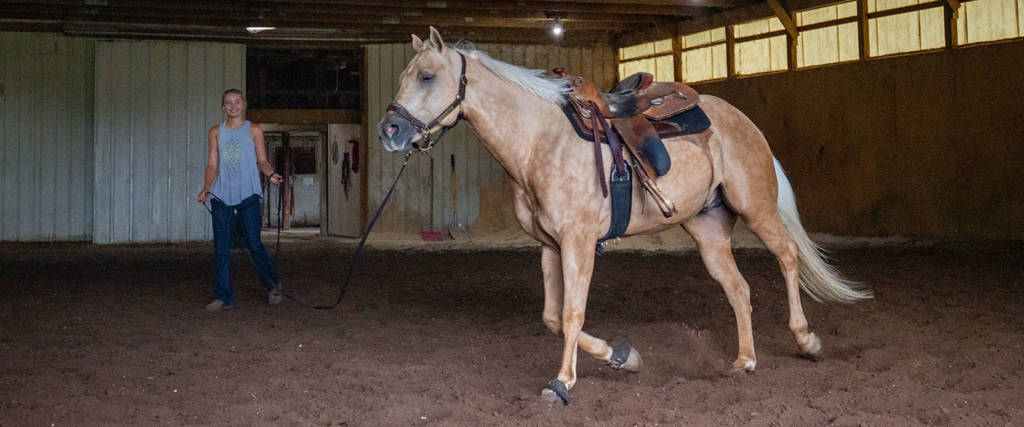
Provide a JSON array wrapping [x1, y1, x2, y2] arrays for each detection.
[[210, 120, 263, 206]]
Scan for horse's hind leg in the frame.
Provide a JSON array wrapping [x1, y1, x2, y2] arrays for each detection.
[[741, 207, 822, 359], [682, 203, 757, 372]]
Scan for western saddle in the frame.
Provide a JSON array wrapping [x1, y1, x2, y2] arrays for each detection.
[[557, 69, 704, 218]]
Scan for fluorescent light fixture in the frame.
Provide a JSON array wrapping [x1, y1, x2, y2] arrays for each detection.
[[246, 26, 276, 34]]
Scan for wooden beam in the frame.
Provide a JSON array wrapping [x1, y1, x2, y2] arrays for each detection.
[[944, 0, 959, 48], [672, 29, 683, 82], [93, 0, 710, 17], [0, 7, 640, 31], [858, 0, 870, 59], [249, 110, 361, 125], [764, 0, 798, 40], [250, 0, 752, 10], [54, 20, 615, 47], [944, 0, 961, 11], [725, 25, 736, 78]]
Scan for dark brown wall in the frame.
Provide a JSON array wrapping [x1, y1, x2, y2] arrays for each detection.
[[694, 40, 1024, 239]]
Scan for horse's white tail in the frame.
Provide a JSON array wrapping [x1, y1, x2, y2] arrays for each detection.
[[773, 158, 872, 302]]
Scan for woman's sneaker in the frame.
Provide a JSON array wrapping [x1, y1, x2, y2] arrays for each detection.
[[268, 289, 282, 305], [205, 299, 233, 311]]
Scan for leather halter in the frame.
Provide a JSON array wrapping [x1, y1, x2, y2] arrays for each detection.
[[385, 52, 468, 152]]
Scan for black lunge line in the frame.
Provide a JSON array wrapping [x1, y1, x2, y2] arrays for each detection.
[[201, 151, 413, 310]]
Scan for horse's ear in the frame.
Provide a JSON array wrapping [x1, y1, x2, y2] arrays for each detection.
[[428, 26, 445, 53], [411, 34, 424, 52]]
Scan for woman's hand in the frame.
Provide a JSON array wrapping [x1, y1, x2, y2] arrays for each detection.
[[269, 173, 283, 185], [197, 189, 210, 203]]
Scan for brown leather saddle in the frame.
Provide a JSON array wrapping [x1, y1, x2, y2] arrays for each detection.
[[558, 69, 705, 217]]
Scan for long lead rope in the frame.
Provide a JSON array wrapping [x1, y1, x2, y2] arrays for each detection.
[[283, 152, 412, 309], [202, 152, 414, 310]]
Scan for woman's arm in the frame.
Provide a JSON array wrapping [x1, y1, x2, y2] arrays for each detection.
[[197, 125, 219, 202]]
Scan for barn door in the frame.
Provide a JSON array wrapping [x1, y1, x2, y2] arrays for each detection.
[[327, 124, 362, 237]]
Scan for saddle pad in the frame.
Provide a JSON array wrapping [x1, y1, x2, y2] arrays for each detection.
[[562, 103, 711, 143], [651, 105, 712, 139]]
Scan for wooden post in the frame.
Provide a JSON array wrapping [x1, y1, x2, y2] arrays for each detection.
[[672, 26, 683, 82], [859, 0, 871, 59], [944, 0, 960, 48], [766, 0, 799, 40], [282, 132, 292, 231], [726, 26, 736, 78], [359, 46, 369, 232]]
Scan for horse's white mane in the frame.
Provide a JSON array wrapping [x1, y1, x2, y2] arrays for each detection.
[[449, 42, 568, 105]]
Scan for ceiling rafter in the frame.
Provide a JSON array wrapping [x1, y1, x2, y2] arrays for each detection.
[[0, 0, 767, 47]]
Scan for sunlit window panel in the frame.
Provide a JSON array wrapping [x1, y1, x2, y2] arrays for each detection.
[[956, 0, 1024, 45], [619, 43, 654, 60], [619, 38, 672, 60], [735, 35, 788, 75], [681, 27, 726, 48], [654, 39, 673, 54], [797, 1, 859, 25], [680, 44, 727, 82], [797, 22, 860, 67], [653, 55, 675, 81], [868, 0, 938, 12], [619, 58, 650, 80], [868, 6, 946, 56], [619, 55, 675, 82], [734, 17, 786, 38]]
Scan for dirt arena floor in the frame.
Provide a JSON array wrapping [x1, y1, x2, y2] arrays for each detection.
[[1, 234, 1021, 425]]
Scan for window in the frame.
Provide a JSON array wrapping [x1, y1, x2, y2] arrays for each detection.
[[618, 38, 675, 82], [796, 1, 861, 67], [956, 0, 1024, 44], [679, 27, 728, 82], [868, 0, 946, 57], [733, 17, 788, 75]]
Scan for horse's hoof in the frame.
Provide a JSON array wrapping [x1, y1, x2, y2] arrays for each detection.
[[730, 357, 756, 373], [798, 331, 823, 360], [541, 378, 570, 405], [540, 388, 562, 403], [801, 333, 824, 361], [608, 342, 643, 373]]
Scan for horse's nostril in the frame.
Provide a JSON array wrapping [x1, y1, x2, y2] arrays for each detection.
[[386, 124, 399, 138]]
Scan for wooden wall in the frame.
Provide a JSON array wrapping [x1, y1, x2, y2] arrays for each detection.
[[0, 32, 94, 241], [695, 40, 1024, 239], [93, 40, 244, 243], [365, 43, 617, 234]]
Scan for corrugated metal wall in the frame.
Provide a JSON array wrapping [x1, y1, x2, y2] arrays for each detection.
[[93, 40, 244, 243], [366, 43, 616, 234], [0, 32, 94, 241]]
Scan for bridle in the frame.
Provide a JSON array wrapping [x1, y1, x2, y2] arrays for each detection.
[[385, 51, 468, 153]]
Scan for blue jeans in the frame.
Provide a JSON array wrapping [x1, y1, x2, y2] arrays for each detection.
[[211, 194, 279, 305]]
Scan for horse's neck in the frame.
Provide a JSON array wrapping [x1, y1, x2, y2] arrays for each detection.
[[461, 67, 567, 186]]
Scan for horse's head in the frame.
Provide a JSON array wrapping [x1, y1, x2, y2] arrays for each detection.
[[378, 27, 466, 152]]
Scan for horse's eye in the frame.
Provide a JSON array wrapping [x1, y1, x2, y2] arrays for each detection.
[[421, 73, 435, 82]]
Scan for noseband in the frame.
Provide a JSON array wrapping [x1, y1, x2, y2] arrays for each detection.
[[386, 52, 468, 152]]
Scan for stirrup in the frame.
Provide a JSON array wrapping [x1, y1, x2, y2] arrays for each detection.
[[639, 175, 676, 217]]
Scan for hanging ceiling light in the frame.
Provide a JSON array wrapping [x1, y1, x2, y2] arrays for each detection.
[[551, 18, 563, 36], [246, 10, 275, 34], [545, 12, 567, 38], [246, 26, 276, 34]]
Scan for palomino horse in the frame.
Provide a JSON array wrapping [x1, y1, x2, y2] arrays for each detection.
[[378, 28, 871, 404]]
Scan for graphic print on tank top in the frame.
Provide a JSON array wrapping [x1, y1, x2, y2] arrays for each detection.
[[220, 133, 244, 181]]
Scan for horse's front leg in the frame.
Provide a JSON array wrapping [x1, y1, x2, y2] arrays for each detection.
[[539, 237, 642, 405]]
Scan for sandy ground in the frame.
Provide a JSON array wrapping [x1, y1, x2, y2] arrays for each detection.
[[0, 232, 1021, 425]]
